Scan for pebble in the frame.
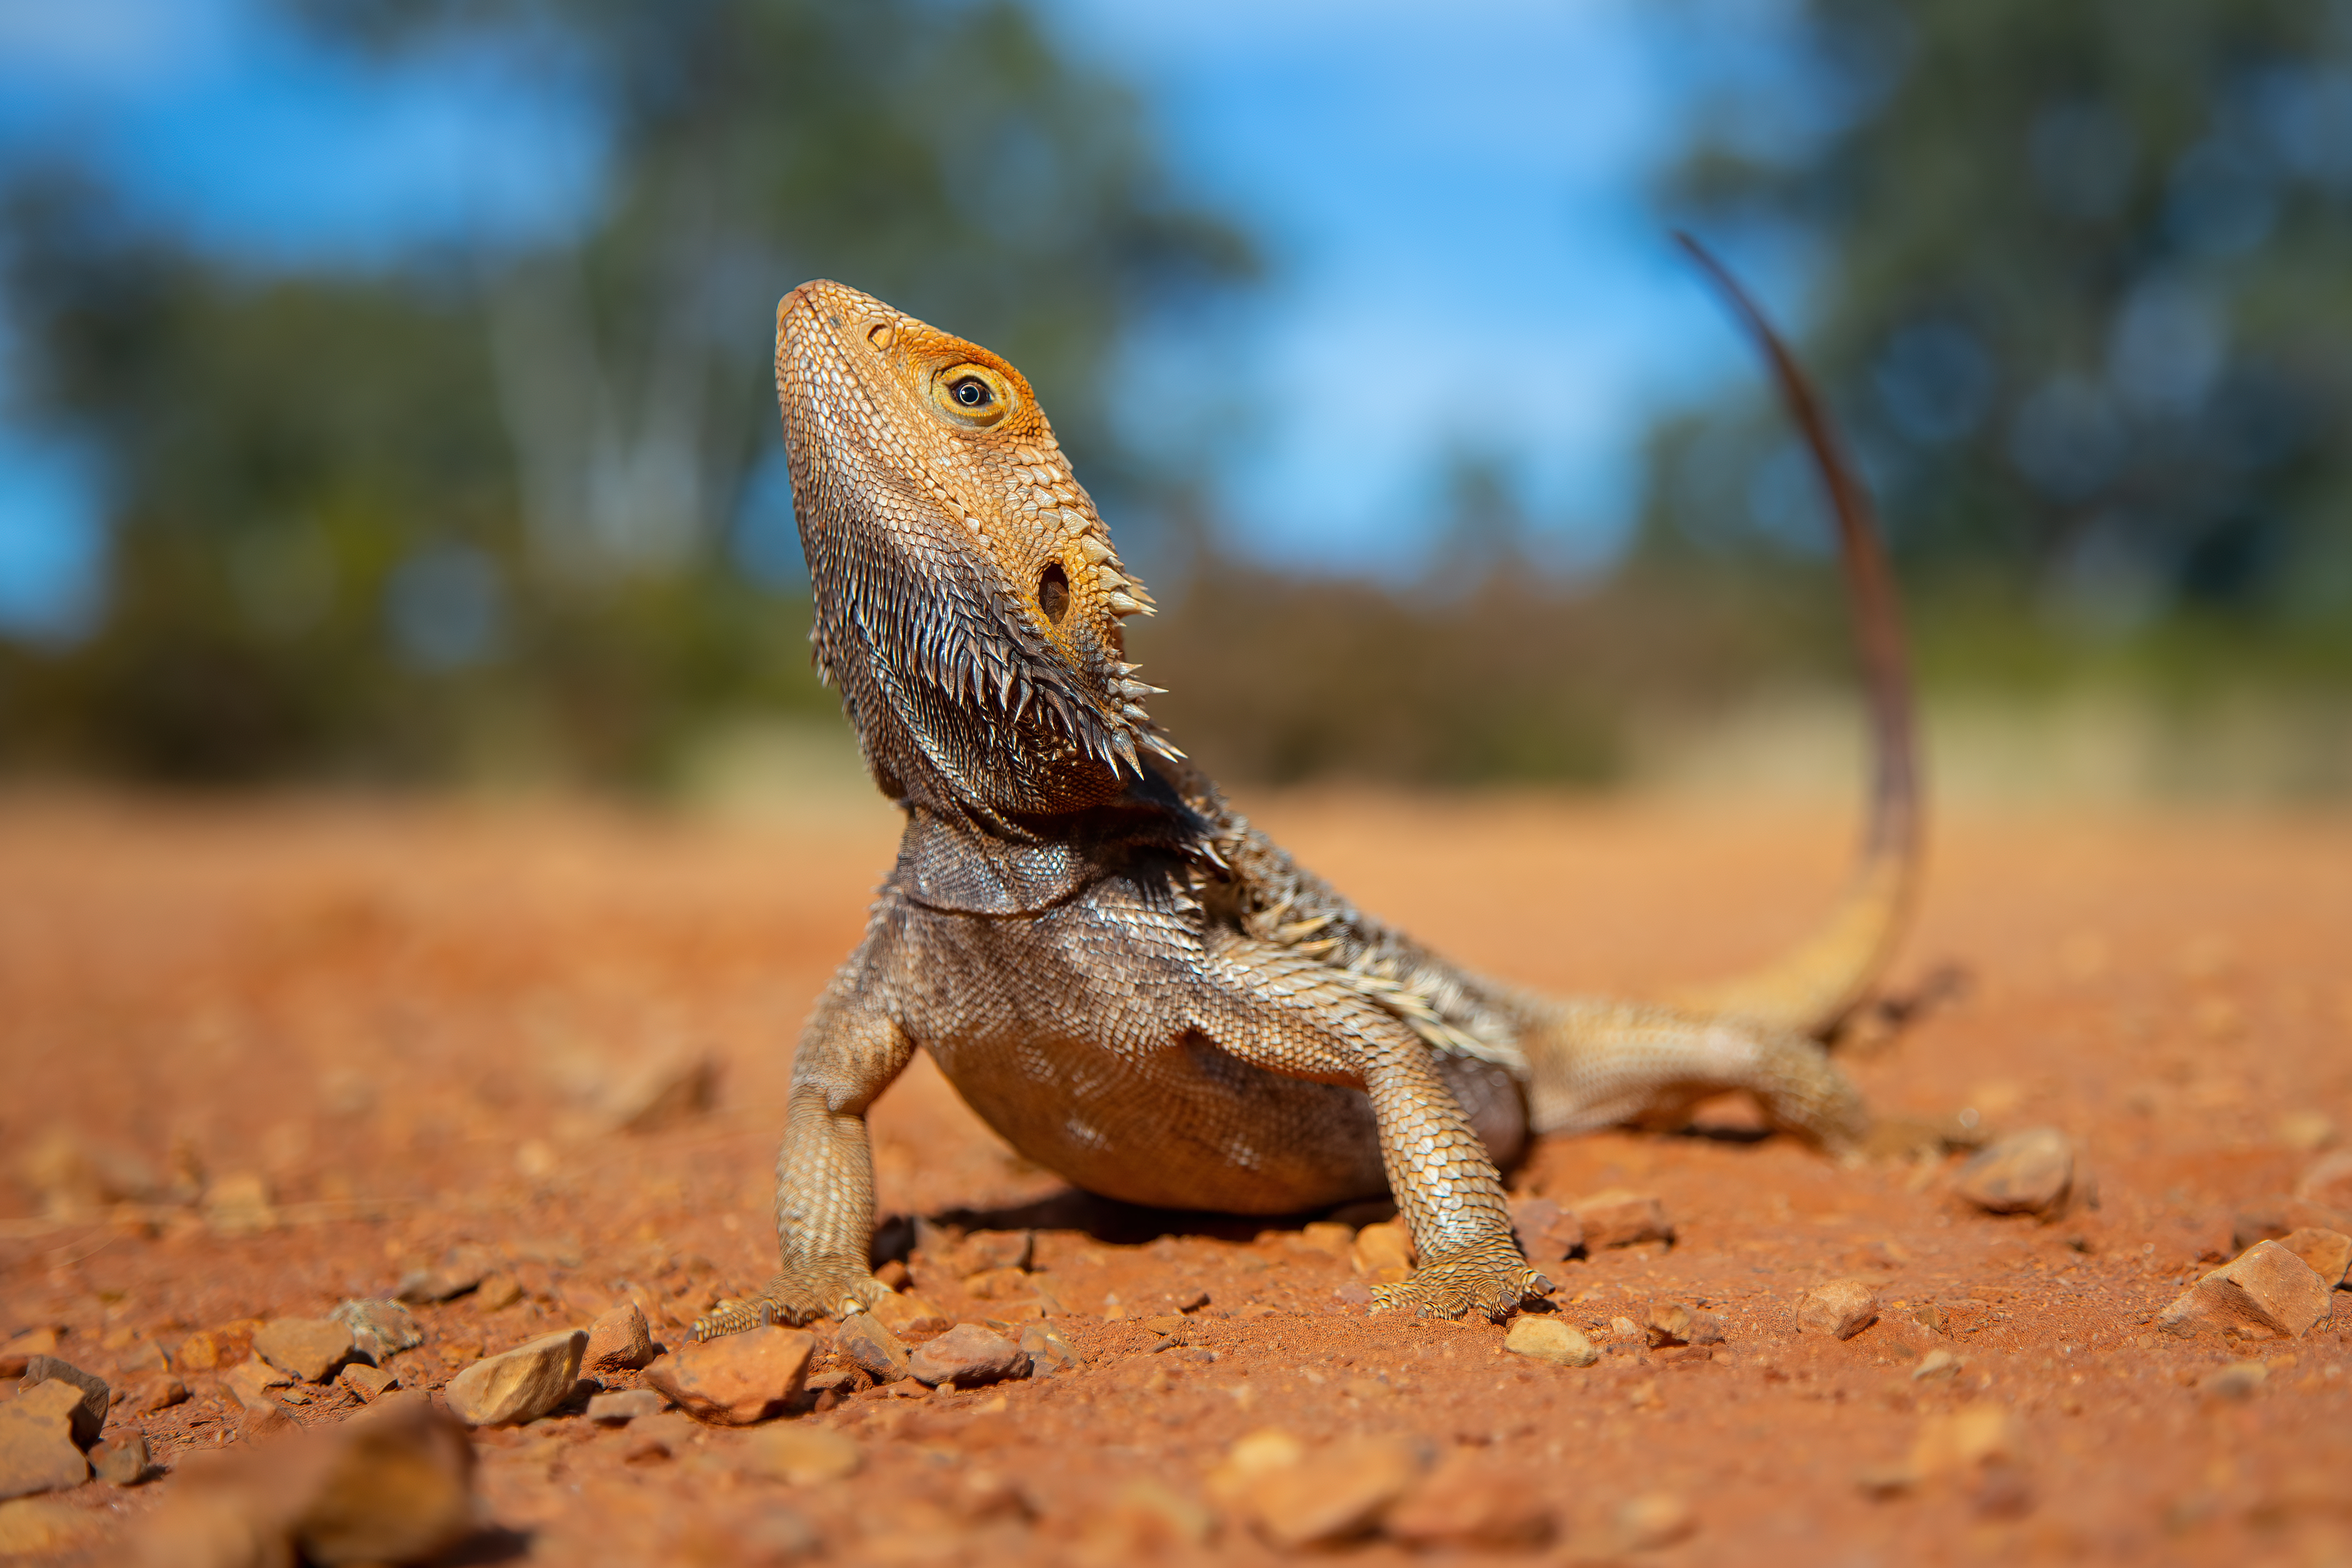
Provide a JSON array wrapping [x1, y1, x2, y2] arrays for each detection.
[[2298, 1151, 2352, 1214], [1385, 1448, 1554, 1549], [170, 1323, 255, 1372], [1615, 1492, 1696, 1551], [203, 1170, 277, 1237], [1504, 1317, 1599, 1368], [956, 1230, 1034, 1274], [2278, 1227, 2352, 1289], [585, 1301, 657, 1373], [92, 1432, 150, 1487], [0, 1498, 110, 1554], [603, 1049, 717, 1134], [2207, 1361, 2268, 1399], [1237, 1433, 1430, 1550], [476, 1273, 524, 1311], [867, 1291, 951, 1342], [1296, 1221, 1356, 1258], [442, 1330, 588, 1427], [1350, 1221, 1415, 1281], [1017, 1321, 1081, 1377], [0, 1381, 91, 1501], [255, 1318, 355, 1384], [587, 1388, 664, 1424], [1645, 1301, 1724, 1348], [1571, 1190, 1674, 1248], [1909, 1402, 2023, 1480], [961, 1267, 1033, 1301], [1797, 1279, 1880, 1340], [645, 1326, 815, 1424], [394, 1245, 497, 1305], [2156, 1240, 2332, 1340], [227, 1357, 294, 1409], [0, 1329, 59, 1380], [744, 1425, 862, 1484], [1911, 1349, 1962, 1382], [907, 1324, 1029, 1388], [1953, 1127, 2076, 1215], [837, 1313, 913, 1383], [122, 1375, 188, 1416], [19, 1358, 109, 1450], [1508, 1197, 1583, 1270], [128, 1393, 477, 1568], [339, 1363, 399, 1403]]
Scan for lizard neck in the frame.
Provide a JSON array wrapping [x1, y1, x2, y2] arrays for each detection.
[[889, 766, 1220, 916]]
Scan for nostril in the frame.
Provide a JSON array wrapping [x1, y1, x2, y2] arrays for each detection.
[[1038, 563, 1070, 623]]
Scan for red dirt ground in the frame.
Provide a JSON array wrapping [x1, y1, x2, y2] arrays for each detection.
[[2, 789, 2349, 1565]]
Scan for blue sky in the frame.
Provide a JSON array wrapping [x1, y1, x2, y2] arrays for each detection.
[[0, 0, 1814, 640]]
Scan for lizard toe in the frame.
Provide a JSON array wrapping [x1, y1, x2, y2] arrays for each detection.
[[1368, 1244, 1547, 1322]]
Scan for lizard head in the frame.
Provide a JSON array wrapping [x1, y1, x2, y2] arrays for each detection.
[[774, 279, 1176, 818]]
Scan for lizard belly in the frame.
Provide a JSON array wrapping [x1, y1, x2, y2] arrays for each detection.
[[892, 899, 1392, 1214]]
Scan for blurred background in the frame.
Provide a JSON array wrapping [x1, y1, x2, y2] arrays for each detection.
[[1, 0, 2348, 802]]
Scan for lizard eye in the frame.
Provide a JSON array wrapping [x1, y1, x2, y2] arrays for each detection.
[[931, 363, 1013, 428]]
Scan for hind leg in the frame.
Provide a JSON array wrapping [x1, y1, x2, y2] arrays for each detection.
[[1521, 998, 1868, 1151]]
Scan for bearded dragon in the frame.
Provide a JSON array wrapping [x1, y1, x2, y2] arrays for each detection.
[[696, 238, 1919, 1332]]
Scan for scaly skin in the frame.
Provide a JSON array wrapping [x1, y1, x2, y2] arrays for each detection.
[[696, 253, 1917, 1338]]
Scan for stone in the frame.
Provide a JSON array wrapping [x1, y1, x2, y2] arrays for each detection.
[[1910, 1402, 2023, 1479], [203, 1171, 277, 1237], [394, 1245, 496, 1305], [128, 1393, 477, 1568], [1571, 1190, 1674, 1248], [2278, 1112, 2339, 1153], [171, 1322, 257, 1372], [962, 1266, 1031, 1301], [587, 1388, 663, 1423], [123, 1375, 189, 1416], [907, 1324, 1029, 1388], [644, 1326, 815, 1425], [93, 1432, 150, 1486], [1953, 1127, 2076, 1215], [1238, 1433, 1429, 1549], [1911, 1349, 1962, 1382], [0, 1382, 91, 1500], [339, 1363, 399, 1403], [1350, 1221, 1415, 1281], [1798, 1279, 1879, 1340], [744, 1425, 861, 1484], [1645, 1301, 1724, 1347], [584, 1301, 657, 1373], [1615, 1493, 1696, 1551], [442, 1330, 587, 1427], [19, 1357, 109, 1448], [2208, 1361, 2268, 1399], [476, 1273, 524, 1311], [254, 1318, 354, 1384], [1508, 1198, 1583, 1270], [2278, 1227, 2352, 1289], [1017, 1320, 1081, 1377], [867, 1291, 951, 1342], [110, 1336, 167, 1374], [2298, 1152, 2352, 1213], [1505, 1317, 1599, 1368], [1386, 1448, 1554, 1549], [604, 1049, 717, 1134], [1296, 1221, 1356, 1258], [0, 1498, 110, 1555], [1080, 1481, 1212, 1556], [836, 1313, 912, 1383], [0, 1329, 60, 1380], [956, 1230, 1033, 1274], [2157, 1240, 2333, 1340]]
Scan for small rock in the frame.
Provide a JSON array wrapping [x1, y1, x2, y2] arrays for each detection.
[[1953, 1127, 2076, 1215], [92, 1432, 150, 1486], [1910, 1402, 2023, 1480], [584, 1301, 657, 1373], [394, 1245, 496, 1305], [327, 1299, 424, 1358], [604, 1049, 718, 1134], [2298, 1151, 2352, 1213], [956, 1230, 1033, 1274], [1238, 1434, 1429, 1549], [1385, 1448, 1554, 1549], [227, 1357, 293, 1405], [19, 1358, 109, 1449], [0, 1329, 60, 1380], [1571, 1190, 1674, 1248], [867, 1291, 951, 1342], [0, 1382, 91, 1500], [587, 1388, 663, 1423], [1296, 1221, 1356, 1258], [1017, 1321, 1080, 1377], [2207, 1361, 2267, 1399], [122, 1375, 188, 1416], [1645, 1301, 1724, 1348], [1797, 1279, 1879, 1340], [0, 1497, 110, 1554], [2156, 1240, 2333, 1340], [962, 1266, 1032, 1301], [1508, 1197, 1583, 1270], [338, 1363, 399, 1403], [203, 1171, 277, 1237], [1911, 1349, 1962, 1382], [836, 1313, 912, 1383], [744, 1425, 861, 1485], [170, 1323, 256, 1372], [2277, 1112, 2339, 1153], [476, 1273, 524, 1311], [1615, 1492, 1696, 1551], [130, 1393, 477, 1568], [1080, 1481, 1212, 1556], [254, 1318, 354, 1384], [1505, 1317, 1599, 1368], [442, 1330, 587, 1427], [2277, 1227, 2352, 1289], [644, 1326, 815, 1425], [906, 1324, 1029, 1388], [110, 1336, 167, 1375], [1350, 1221, 1415, 1281]]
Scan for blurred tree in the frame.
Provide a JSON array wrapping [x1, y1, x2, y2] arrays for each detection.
[[0, 0, 1251, 782], [1644, 0, 2352, 656]]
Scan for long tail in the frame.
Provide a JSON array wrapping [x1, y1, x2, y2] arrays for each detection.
[[1656, 233, 1922, 1042]]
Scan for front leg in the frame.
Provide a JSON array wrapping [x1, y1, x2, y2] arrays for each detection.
[[694, 957, 912, 1339], [1199, 941, 1546, 1321]]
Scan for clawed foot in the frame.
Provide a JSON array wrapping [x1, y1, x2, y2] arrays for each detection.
[[690, 1262, 889, 1341], [1369, 1242, 1550, 1321]]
